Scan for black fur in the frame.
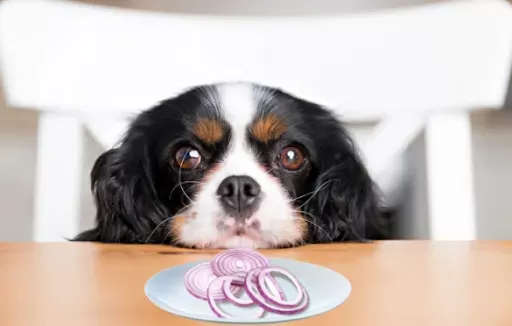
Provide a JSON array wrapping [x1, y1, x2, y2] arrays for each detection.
[[74, 83, 389, 246]]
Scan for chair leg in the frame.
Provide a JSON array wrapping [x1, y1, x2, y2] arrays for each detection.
[[425, 112, 477, 240], [33, 113, 84, 242], [363, 114, 427, 199]]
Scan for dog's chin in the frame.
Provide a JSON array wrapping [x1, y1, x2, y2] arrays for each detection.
[[213, 236, 270, 249], [175, 219, 272, 249], [171, 211, 305, 249], [177, 232, 271, 250]]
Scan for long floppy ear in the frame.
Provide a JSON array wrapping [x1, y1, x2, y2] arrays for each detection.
[[73, 139, 170, 244], [303, 128, 387, 243]]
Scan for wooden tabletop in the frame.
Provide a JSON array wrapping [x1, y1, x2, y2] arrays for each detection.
[[0, 241, 511, 326]]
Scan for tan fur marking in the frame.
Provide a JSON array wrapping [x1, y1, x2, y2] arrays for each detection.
[[294, 212, 309, 244], [193, 119, 224, 144], [250, 114, 287, 143], [169, 215, 187, 240]]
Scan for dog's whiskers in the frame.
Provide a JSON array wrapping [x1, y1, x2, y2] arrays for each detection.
[[287, 182, 327, 203], [145, 206, 191, 244], [145, 217, 173, 244], [178, 155, 195, 203], [294, 209, 334, 242], [292, 180, 333, 210]]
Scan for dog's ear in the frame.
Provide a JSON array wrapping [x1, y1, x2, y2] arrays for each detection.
[[73, 140, 169, 243], [303, 130, 386, 243]]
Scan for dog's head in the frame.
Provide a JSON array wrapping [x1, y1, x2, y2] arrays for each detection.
[[75, 82, 383, 248]]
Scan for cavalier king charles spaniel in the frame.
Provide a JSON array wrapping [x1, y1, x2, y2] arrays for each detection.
[[74, 82, 389, 248]]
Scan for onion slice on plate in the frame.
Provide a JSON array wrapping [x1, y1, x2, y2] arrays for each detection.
[[257, 267, 303, 307], [184, 249, 310, 318], [208, 276, 266, 319], [236, 268, 286, 300], [184, 262, 240, 300], [210, 249, 269, 276], [221, 274, 254, 307], [222, 271, 286, 307], [244, 268, 309, 315], [258, 270, 286, 302]]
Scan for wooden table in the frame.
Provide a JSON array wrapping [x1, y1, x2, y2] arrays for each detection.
[[1, 241, 511, 326]]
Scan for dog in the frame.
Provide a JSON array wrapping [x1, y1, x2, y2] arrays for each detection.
[[74, 82, 389, 248]]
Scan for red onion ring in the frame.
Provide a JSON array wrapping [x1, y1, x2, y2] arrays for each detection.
[[236, 268, 286, 300], [244, 268, 309, 315], [221, 274, 254, 307], [221, 271, 285, 307], [257, 267, 303, 307], [184, 262, 240, 300], [261, 273, 286, 301], [229, 271, 250, 286], [210, 249, 269, 276], [207, 276, 266, 319], [184, 249, 310, 318]]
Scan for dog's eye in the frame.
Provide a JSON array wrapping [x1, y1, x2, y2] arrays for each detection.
[[280, 146, 304, 170], [175, 146, 202, 169]]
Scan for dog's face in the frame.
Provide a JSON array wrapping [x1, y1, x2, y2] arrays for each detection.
[[75, 83, 383, 248], [169, 84, 313, 249]]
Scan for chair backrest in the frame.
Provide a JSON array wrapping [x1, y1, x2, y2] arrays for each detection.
[[1, 0, 511, 122]]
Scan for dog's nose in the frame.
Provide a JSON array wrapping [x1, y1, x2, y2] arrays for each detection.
[[216, 175, 261, 218]]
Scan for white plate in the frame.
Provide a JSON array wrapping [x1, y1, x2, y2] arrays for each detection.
[[144, 258, 351, 324]]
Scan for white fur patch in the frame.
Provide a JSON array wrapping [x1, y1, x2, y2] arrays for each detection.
[[176, 83, 303, 249]]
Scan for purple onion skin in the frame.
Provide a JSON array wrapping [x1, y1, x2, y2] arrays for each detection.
[[221, 276, 254, 307], [184, 262, 241, 301], [207, 277, 236, 318], [186, 289, 208, 301], [210, 250, 269, 276], [186, 291, 233, 302], [262, 289, 309, 315], [244, 282, 309, 315], [208, 276, 267, 319], [207, 298, 225, 318], [185, 279, 240, 301], [256, 275, 300, 307], [221, 287, 252, 307], [192, 249, 310, 318], [257, 272, 286, 301]]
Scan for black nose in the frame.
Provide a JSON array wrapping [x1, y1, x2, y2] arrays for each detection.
[[217, 175, 261, 218]]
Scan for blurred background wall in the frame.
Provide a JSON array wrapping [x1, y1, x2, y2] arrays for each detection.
[[0, 0, 511, 241]]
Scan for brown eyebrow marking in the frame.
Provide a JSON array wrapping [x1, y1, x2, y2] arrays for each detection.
[[192, 118, 224, 144], [250, 114, 287, 143]]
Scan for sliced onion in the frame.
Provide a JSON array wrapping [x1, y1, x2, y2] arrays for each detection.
[[185, 249, 310, 318], [210, 249, 269, 276], [229, 270, 285, 301], [208, 275, 266, 318], [257, 267, 303, 307], [229, 271, 250, 286], [221, 274, 254, 307], [258, 271, 286, 301], [244, 268, 309, 315], [246, 282, 309, 315], [184, 262, 240, 300]]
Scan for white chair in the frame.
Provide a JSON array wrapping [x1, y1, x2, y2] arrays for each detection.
[[1, 0, 511, 242]]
